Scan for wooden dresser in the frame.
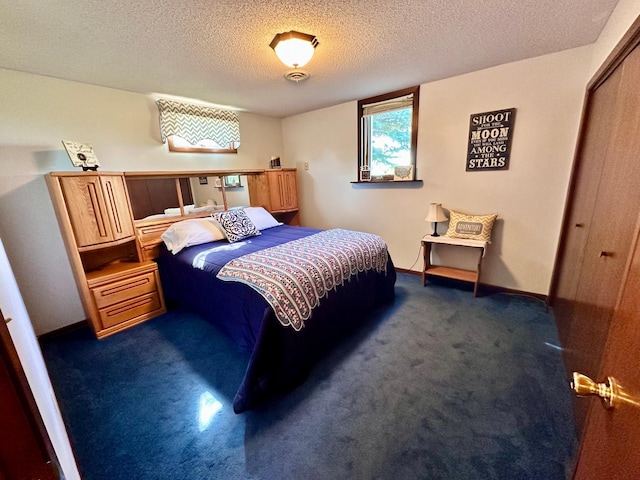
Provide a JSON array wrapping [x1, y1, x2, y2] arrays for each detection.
[[47, 172, 166, 339]]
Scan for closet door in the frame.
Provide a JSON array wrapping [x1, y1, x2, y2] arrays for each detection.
[[568, 44, 640, 378], [552, 41, 640, 433], [552, 66, 622, 346]]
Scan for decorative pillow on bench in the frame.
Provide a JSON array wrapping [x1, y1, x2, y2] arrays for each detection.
[[445, 210, 497, 242]]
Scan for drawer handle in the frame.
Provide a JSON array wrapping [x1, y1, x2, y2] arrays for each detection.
[[106, 296, 155, 316], [100, 277, 150, 297], [600, 251, 613, 258]]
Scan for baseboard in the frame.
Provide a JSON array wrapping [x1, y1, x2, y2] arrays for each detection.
[[35, 272, 548, 343], [38, 320, 88, 344], [396, 268, 547, 302]]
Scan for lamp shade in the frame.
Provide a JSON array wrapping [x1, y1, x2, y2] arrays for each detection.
[[270, 31, 319, 68], [424, 203, 448, 223]]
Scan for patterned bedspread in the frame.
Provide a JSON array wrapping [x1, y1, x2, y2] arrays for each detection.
[[216, 229, 389, 330]]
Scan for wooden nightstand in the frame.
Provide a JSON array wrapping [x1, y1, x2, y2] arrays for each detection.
[[421, 235, 487, 297], [86, 261, 165, 337]]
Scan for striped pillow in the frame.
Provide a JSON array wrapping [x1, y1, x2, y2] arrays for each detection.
[[445, 210, 497, 242]]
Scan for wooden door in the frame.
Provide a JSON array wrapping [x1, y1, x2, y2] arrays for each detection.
[[549, 15, 640, 478], [267, 170, 287, 211], [282, 170, 298, 209], [551, 65, 622, 348], [267, 170, 298, 211], [0, 310, 58, 479], [100, 175, 135, 241], [247, 173, 272, 211], [567, 43, 640, 431], [60, 174, 134, 248], [61, 175, 114, 247], [573, 230, 640, 479]]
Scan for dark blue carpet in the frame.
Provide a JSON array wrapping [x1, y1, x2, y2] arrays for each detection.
[[40, 273, 577, 479]]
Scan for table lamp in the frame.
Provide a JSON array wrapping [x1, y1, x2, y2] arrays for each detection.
[[425, 203, 448, 237]]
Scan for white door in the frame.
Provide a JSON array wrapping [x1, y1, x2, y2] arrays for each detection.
[[0, 238, 81, 480]]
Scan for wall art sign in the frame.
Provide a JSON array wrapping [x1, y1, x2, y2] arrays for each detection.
[[466, 108, 516, 171]]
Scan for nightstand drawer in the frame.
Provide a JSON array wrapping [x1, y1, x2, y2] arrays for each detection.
[[92, 271, 158, 309], [98, 292, 162, 329]]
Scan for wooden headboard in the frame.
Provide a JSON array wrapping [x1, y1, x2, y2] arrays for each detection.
[[134, 213, 216, 261], [124, 169, 262, 260]]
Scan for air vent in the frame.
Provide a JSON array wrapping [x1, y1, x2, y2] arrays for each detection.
[[283, 69, 310, 82]]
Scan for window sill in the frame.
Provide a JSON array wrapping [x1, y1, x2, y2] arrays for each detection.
[[351, 179, 423, 185]]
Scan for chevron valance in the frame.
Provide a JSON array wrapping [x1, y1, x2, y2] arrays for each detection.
[[156, 99, 240, 148]]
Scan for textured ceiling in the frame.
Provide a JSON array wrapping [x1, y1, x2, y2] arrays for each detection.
[[0, 0, 619, 118]]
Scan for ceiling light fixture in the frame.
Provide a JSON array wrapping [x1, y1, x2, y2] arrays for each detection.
[[270, 30, 319, 82]]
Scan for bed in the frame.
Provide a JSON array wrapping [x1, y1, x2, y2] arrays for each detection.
[[154, 209, 396, 412]]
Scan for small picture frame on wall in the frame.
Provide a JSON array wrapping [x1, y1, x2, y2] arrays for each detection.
[[269, 156, 281, 169], [224, 175, 242, 188], [393, 165, 414, 181], [214, 175, 242, 188]]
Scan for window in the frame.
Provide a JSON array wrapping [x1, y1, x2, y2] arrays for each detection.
[[156, 99, 240, 154], [167, 136, 238, 154], [357, 86, 419, 182]]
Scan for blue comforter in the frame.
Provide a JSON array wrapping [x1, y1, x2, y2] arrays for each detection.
[[157, 225, 396, 412]]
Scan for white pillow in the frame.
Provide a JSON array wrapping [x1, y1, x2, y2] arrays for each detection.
[[163, 204, 195, 215], [243, 207, 282, 230], [161, 218, 226, 254], [190, 204, 224, 214]]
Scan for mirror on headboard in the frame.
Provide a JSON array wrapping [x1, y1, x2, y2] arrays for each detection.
[[125, 173, 253, 222], [189, 175, 250, 213], [126, 177, 191, 220]]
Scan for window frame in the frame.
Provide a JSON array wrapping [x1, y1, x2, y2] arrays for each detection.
[[167, 136, 238, 154], [357, 86, 420, 182]]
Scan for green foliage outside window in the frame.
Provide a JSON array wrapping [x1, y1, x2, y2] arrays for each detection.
[[370, 108, 411, 176]]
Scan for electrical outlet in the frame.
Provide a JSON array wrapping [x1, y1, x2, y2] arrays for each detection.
[[304, 162, 309, 171]]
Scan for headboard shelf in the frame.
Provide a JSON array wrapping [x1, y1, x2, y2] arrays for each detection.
[[124, 169, 265, 179], [121, 168, 300, 260]]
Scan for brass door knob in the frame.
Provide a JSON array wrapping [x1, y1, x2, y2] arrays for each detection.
[[570, 372, 618, 410]]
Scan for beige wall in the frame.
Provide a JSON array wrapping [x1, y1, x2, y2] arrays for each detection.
[[0, 69, 283, 334], [590, 0, 640, 75], [283, 46, 593, 295]]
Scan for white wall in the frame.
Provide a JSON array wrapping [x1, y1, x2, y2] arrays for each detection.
[[590, 0, 640, 75], [0, 69, 283, 334], [283, 46, 594, 295]]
